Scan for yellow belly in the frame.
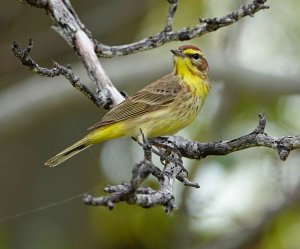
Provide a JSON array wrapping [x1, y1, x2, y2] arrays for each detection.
[[125, 95, 202, 138], [88, 83, 207, 144]]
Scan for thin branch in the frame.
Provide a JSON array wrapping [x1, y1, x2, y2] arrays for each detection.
[[11, 39, 103, 108], [153, 113, 300, 161], [18, 0, 125, 108], [84, 134, 194, 213], [83, 160, 177, 212], [165, 0, 178, 32], [82, 113, 300, 212], [95, 0, 269, 58]]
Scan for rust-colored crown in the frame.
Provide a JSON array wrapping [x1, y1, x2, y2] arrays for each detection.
[[178, 45, 201, 52]]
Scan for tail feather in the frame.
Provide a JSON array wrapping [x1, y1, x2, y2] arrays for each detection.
[[45, 138, 91, 167]]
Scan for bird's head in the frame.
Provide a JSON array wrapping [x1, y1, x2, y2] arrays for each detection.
[[171, 45, 208, 78]]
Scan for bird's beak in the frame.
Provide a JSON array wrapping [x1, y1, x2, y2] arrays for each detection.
[[171, 49, 185, 57]]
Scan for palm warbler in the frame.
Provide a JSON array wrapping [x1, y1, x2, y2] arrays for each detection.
[[45, 45, 210, 167]]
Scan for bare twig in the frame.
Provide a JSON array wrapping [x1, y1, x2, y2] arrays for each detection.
[[153, 113, 300, 161], [18, 0, 125, 108], [95, 0, 269, 58], [82, 113, 300, 211], [83, 160, 176, 212], [84, 130, 197, 212], [11, 39, 103, 108], [165, 0, 178, 32]]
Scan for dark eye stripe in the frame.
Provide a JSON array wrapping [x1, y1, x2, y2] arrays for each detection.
[[187, 53, 201, 60]]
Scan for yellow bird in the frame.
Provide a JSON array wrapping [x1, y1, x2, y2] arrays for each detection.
[[45, 45, 210, 167]]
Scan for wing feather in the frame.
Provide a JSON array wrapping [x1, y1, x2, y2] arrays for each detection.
[[88, 74, 181, 131]]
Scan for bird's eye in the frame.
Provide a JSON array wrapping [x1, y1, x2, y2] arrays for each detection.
[[191, 53, 200, 60]]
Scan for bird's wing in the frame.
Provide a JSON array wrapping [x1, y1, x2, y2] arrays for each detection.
[[88, 74, 181, 131]]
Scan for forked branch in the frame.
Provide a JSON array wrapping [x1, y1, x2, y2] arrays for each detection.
[[95, 0, 269, 57], [11, 39, 103, 108], [83, 113, 300, 212]]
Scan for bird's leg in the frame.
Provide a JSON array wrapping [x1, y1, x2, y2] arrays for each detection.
[[150, 138, 188, 175], [137, 129, 152, 161], [160, 145, 188, 175], [135, 132, 187, 174]]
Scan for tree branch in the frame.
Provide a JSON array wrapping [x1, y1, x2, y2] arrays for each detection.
[[11, 39, 103, 108], [95, 0, 269, 58], [18, 0, 125, 109], [156, 113, 300, 161], [83, 134, 189, 213], [165, 0, 178, 32], [82, 113, 300, 211]]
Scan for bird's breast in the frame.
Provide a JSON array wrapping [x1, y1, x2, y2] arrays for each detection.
[[124, 80, 208, 139]]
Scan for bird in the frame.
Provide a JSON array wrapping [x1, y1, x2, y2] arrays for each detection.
[[45, 45, 210, 167]]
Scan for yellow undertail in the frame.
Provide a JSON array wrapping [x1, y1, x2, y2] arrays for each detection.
[[45, 122, 127, 167]]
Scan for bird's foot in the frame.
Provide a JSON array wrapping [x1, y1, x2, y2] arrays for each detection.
[[135, 132, 188, 175], [136, 129, 152, 161], [150, 139, 188, 175]]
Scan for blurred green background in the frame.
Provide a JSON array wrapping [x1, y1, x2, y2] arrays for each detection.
[[1, 0, 300, 249]]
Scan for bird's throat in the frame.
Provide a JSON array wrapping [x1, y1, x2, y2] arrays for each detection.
[[174, 60, 210, 101]]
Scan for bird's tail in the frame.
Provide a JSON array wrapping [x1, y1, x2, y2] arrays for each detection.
[[45, 138, 91, 167]]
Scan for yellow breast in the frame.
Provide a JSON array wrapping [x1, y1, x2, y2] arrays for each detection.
[[135, 83, 207, 138], [118, 69, 210, 139]]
